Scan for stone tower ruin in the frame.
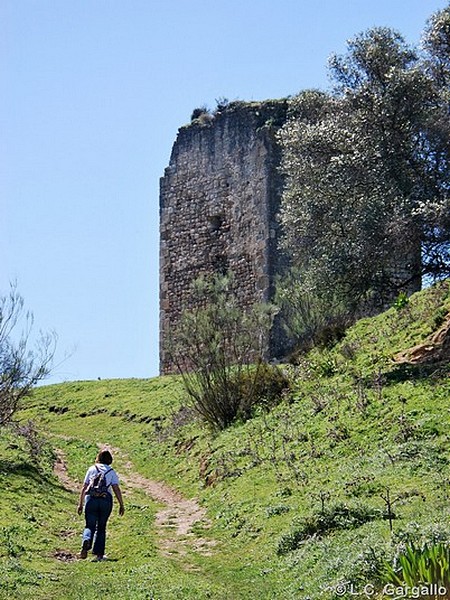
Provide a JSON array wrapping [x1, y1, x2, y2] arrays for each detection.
[[159, 100, 288, 373]]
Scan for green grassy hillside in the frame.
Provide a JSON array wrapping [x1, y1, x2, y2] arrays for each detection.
[[2, 281, 450, 599]]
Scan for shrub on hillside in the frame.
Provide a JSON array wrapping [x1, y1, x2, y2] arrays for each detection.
[[234, 363, 290, 421], [0, 284, 56, 427], [166, 273, 283, 431], [275, 270, 353, 355], [277, 502, 386, 555]]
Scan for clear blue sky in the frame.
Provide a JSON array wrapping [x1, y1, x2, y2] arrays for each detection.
[[1, 0, 448, 384]]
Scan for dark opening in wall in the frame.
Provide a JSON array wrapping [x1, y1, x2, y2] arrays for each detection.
[[208, 214, 224, 232], [212, 253, 229, 275]]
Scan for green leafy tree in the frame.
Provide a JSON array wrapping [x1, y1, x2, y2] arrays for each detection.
[[419, 4, 450, 278], [278, 14, 450, 330], [422, 4, 450, 89]]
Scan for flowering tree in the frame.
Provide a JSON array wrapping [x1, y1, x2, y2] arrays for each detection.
[[278, 10, 450, 341]]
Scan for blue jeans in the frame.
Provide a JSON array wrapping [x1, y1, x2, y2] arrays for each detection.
[[82, 495, 113, 557]]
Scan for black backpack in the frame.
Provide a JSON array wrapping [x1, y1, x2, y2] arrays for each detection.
[[87, 466, 113, 498]]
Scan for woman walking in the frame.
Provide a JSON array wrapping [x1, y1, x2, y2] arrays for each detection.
[[77, 449, 125, 561]]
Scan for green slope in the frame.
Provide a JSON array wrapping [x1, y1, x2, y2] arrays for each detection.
[[2, 281, 450, 599]]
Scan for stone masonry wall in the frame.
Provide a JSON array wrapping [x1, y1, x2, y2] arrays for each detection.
[[159, 101, 288, 373]]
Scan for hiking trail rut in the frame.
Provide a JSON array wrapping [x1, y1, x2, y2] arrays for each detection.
[[53, 445, 216, 560]]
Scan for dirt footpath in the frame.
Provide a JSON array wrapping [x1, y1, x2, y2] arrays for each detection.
[[53, 445, 216, 560]]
